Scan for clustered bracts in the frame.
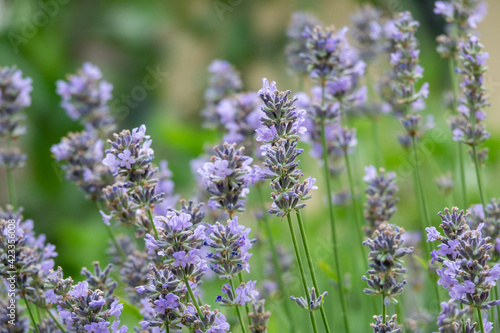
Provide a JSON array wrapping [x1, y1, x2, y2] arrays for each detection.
[[197, 142, 261, 217], [43, 267, 128, 332], [249, 300, 271, 333], [290, 287, 328, 312], [216, 92, 261, 152], [363, 166, 399, 236], [145, 212, 207, 282], [216, 280, 259, 307], [205, 216, 253, 279], [301, 24, 366, 112], [427, 207, 500, 311], [350, 5, 390, 62], [256, 79, 317, 217], [202, 60, 243, 128], [434, 0, 487, 58], [101, 125, 164, 230], [450, 35, 490, 163], [436, 300, 472, 333], [362, 223, 413, 305], [370, 315, 402, 333], [0, 66, 32, 169], [51, 131, 114, 201], [56, 62, 115, 134], [81, 262, 118, 306], [285, 11, 321, 76], [468, 198, 500, 258]]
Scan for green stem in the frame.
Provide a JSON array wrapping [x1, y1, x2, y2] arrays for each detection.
[[46, 308, 66, 332], [230, 278, 249, 333], [344, 152, 367, 256], [371, 119, 383, 167], [256, 186, 296, 333], [295, 212, 331, 333], [471, 145, 487, 211], [5, 134, 17, 208], [238, 272, 251, 322], [286, 214, 318, 333], [494, 286, 500, 329], [477, 308, 485, 333], [449, 57, 468, 208], [320, 122, 350, 333], [23, 295, 40, 333], [166, 322, 170, 333], [185, 279, 203, 318], [382, 294, 386, 321], [147, 207, 159, 239], [411, 136, 441, 311], [105, 224, 126, 262]]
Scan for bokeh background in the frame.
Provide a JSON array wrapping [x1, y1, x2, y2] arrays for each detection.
[[1, 0, 500, 331]]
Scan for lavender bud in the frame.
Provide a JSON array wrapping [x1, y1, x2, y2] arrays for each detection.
[[370, 314, 402, 332]]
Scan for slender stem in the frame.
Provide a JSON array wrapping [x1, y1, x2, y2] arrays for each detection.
[[105, 224, 126, 261], [477, 308, 485, 333], [256, 186, 296, 333], [382, 294, 386, 321], [494, 286, 500, 329], [230, 278, 249, 333], [46, 308, 66, 332], [5, 134, 17, 208], [371, 119, 383, 167], [411, 136, 441, 310], [320, 122, 350, 333], [238, 272, 251, 322], [185, 280, 203, 318], [295, 212, 331, 333], [23, 295, 40, 333], [344, 152, 367, 256], [471, 145, 487, 211], [286, 214, 318, 333], [449, 57, 468, 208], [166, 322, 170, 333], [147, 207, 159, 239]]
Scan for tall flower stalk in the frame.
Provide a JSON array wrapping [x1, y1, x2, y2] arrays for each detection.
[[256, 78, 330, 333], [434, 0, 488, 207]]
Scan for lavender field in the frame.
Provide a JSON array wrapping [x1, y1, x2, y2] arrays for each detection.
[[2, 0, 500, 332]]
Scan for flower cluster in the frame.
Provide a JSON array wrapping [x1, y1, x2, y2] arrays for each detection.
[[56, 62, 115, 134], [290, 287, 328, 312], [434, 0, 487, 57], [427, 207, 500, 310], [44, 267, 128, 332], [370, 315, 402, 333], [450, 35, 490, 160], [385, 12, 429, 136], [285, 11, 321, 76], [436, 300, 472, 332], [216, 280, 259, 307], [248, 300, 271, 333], [197, 142, 260, 216], [256, 79, 317, 217], [468, 199, 500, 258], [205, 216, 253, 279], [0, 66, 32, 169], [350, 5, 389, 62], [216, 92, 262, 151], [362, 223, 413, 305], [363, 166, 399, 236], [51, 131, 114, 201], [202, 60, 243, 128], [101, 125, 164, 231]]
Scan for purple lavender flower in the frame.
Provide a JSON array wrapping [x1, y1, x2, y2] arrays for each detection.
[[197, 142, 260, 216], [370, 315, 402, 332], [363, 166, 399, 236], [248, 299, 271, 333], [56, 62, 115, 133], [206, 216, 253, 279], [257, 79, 317, 217], [285, 11, 321, 76], [436, 300, 471, 332], [428, 207, 500, 310], [216, 280, 259, 307], [290, 287, 328, 311], [202, 60, 243, 128], [449, 35, 490, 159], [0, 66, 32, 169], [350, 5, 390, 62], [362, 223, 413, 305]]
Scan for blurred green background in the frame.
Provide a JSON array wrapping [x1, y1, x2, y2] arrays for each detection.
[[1, 0, 500, 331]]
